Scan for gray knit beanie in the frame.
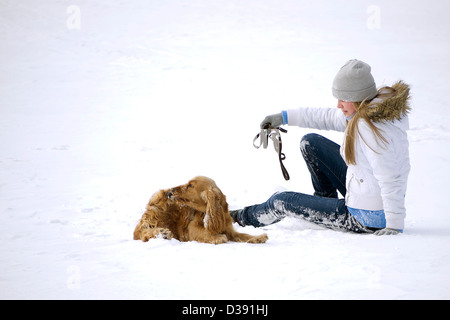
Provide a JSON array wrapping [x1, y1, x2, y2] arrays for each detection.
[[332, 59, 378, 102]]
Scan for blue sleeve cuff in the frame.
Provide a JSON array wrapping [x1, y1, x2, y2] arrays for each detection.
[[282, 110, 288, 125]]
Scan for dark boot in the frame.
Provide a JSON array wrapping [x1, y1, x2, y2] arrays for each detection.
[[229, 209, 244, 226]]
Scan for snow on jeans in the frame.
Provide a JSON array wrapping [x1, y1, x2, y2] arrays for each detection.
[[237, 133, 372, 233]]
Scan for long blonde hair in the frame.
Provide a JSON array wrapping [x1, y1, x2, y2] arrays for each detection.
[[344, 86, 396, 165]]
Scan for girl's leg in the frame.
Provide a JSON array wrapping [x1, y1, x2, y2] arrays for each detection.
[[237, 191, 368, 233], [300, 133, 347, 198]]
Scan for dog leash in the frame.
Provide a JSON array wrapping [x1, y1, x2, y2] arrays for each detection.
[[253, 125, 290, 181]]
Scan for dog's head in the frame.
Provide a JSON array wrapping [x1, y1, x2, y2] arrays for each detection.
[[168, 176, 228, 233], [168, 176, 218, 211]]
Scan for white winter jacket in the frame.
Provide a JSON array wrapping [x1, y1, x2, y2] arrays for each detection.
[[285, 82, 411, 230]]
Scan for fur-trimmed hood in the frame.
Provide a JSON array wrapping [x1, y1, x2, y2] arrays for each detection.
[[366, 81, 411, 123]]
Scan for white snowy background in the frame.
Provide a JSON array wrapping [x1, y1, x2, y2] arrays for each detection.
[[1, 0, 450, 299]]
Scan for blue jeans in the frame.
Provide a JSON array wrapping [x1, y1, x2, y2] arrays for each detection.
[[238, 133, 371, 233]]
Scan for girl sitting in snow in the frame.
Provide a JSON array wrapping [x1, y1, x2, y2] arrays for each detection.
[[231, 59, 411, 235]]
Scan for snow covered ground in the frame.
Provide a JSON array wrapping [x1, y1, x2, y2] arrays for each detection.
[[1, 0, 450, 300]]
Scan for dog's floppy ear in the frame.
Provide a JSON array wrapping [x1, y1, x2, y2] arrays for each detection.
[[201, 187, 228, 234], [147, 189, 168, 208]]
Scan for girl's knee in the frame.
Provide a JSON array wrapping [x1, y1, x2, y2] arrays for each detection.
[[266, 192, 289, 213], [300, 133, 322, 155]]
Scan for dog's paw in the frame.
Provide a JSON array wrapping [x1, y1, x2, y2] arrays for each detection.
[[211, 234, 228, 245], [158, 229, 174, 240], [141, 231, 154, 242], [247, 233, 268, 244]]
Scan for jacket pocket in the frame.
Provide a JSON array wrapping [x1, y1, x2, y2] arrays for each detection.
[[349, 171, 374, 195]]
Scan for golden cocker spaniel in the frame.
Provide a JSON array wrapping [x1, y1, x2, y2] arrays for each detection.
[[134, 176, 268, 244]]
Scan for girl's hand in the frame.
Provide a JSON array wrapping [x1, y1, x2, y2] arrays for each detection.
[[260, 113, 283, 129]]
